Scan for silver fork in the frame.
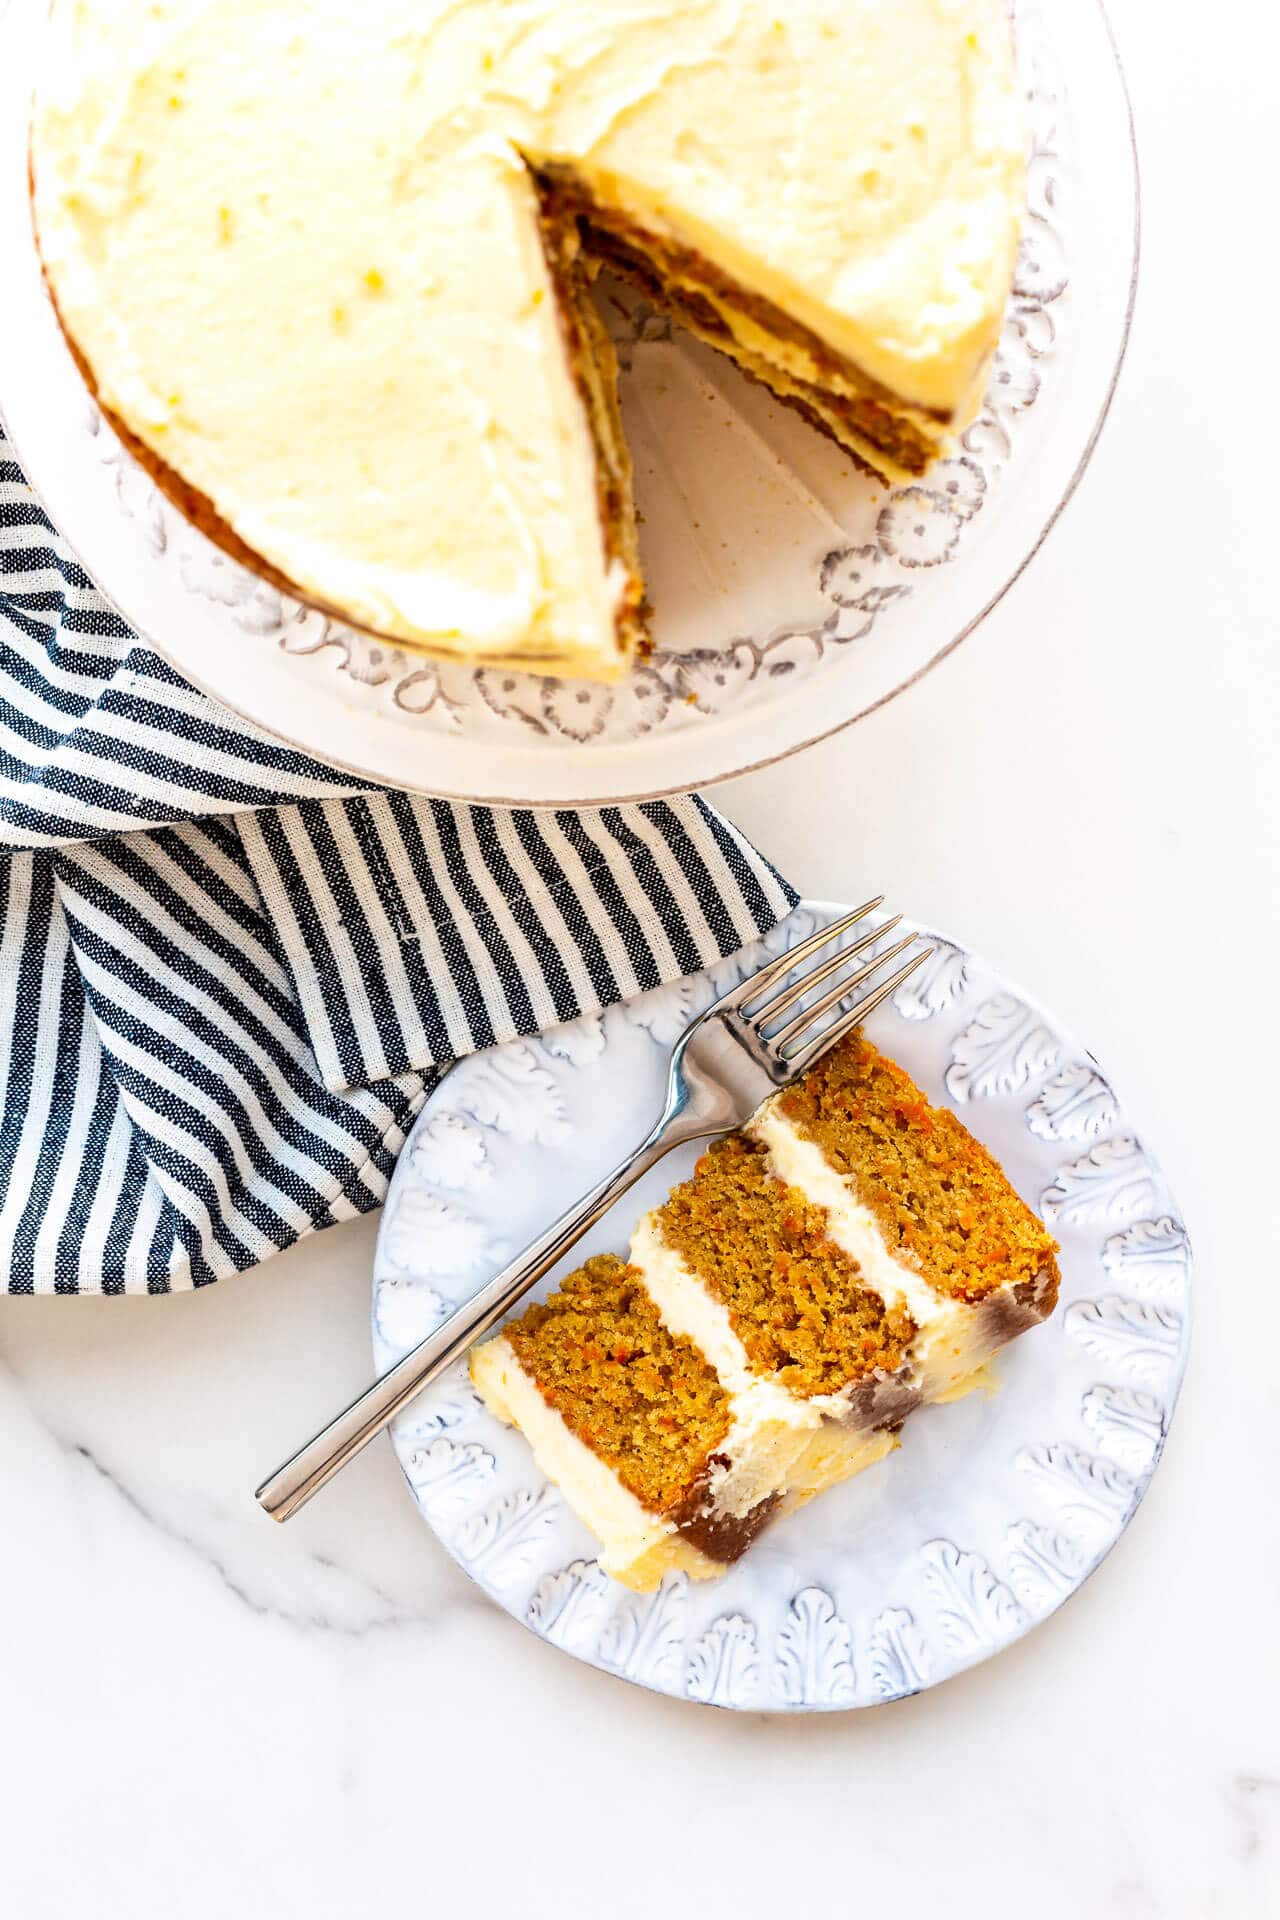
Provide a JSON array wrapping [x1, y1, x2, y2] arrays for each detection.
[[256, 900, 930, 1522]]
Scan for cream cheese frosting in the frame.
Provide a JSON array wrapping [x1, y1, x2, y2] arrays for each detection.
[[748, 1095, 990, 1399], [474, 1124, 1023, 1585], [470, 1336, 721, 1588], [32, 0, 1024, 676]]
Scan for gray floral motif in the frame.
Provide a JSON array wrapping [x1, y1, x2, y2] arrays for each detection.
[[1026, 1062, 1118, 1142], [448, 1042, 570, 1145], [456, 1487, 560, 1591], [527, 1559, 612, 1652], [540, 677, 614, 745], [627, 972, 714, 1048], [373, 1276, 449, 1355], [893, 939, 969, 1021], [876, 487, 963, 569], [382, 1187, 495, 1280], [775, 1588, 855, 1708], [539, 1012, 607, 1069], [927, 455, 987, 522], [1080, 1386, 1166, 1475], [921, 1540, 1027, 1655], [395, 660, 470, 721], [408, 1111, 490, 1190], [1015, 1444, 1137, 1543], [946, 993, 1060, 1103], [1064, 1296, 1184, 1386], [90, 409, 167, 555], [670, 644, 760, 714], [1102, 1217, 1191, 1298], [404, 1437, 496, 1519], [687, 1614, 759, 1708], [1041, 1137, 1157, 1227], [818, 543, 911, 637], [1006, 1521, 1085, 1610], [868, 1607, 931, 1698], [395, 1394, 479, 1447], [179, 546, 295, 637], [599, 1574, 689, 1691]]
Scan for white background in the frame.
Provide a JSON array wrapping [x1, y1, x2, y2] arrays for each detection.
[[2, 2, 1278, 1914]]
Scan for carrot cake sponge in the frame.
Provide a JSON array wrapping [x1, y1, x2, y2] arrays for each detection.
[[473, 1033, 1059, 1590]]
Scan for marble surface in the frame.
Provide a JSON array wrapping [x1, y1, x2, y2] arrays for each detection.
[[2, 1, 1278, 1912]]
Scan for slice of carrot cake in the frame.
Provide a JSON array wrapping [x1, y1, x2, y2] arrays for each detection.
[[473, 1032, 1059, 1590], [471, 1254, 824, 1590]]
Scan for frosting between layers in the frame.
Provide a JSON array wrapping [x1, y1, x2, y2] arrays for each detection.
[[628, 1209, 758, 1393], [474, 1117, 1009, 1580], [470, 1335, 721, 1588], [748, 1096, 987, 1398], [32, 0, 1024, 670]]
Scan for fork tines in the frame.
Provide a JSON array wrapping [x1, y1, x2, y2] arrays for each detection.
[[738, 898, 931, 1075]]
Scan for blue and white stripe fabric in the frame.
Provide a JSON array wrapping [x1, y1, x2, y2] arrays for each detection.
[[0, 429, 796, 1294]]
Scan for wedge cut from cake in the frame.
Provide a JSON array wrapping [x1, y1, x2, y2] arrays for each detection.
[[472, 1033, 1059, 1589], [30, 0, 1025, 682]]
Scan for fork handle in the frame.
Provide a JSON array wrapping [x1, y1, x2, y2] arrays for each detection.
[[255, 1114, 697, 1523]]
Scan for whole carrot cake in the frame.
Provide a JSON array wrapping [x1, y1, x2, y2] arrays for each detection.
[[30, 0, 1025, 682], [473, 1032, 1059, 1589]]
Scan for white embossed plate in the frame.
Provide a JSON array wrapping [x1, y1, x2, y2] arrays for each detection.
[[372, 901, 1190, 1710], [0, 0, 1135, 805]]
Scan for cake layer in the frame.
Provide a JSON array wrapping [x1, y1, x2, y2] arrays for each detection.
[[470, 1335, 722, 1589], [482, 1254, 816, 1586], [536, 172, 944, 480], [774, 1035, 1059, 1308], [653, 1133, 916, 1399], [502, 1254, 732, 1515], [32, 0, 1024, 678], [473, 1033, 1059, 1589]]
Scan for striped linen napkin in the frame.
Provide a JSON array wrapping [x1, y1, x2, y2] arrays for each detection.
[[0, 430, 797, 1294]]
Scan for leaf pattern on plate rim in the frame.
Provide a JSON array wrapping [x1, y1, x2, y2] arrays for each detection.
[[1064, 1295, 1184, 1385], [1005, 1520, 1086, 1611], [395, 1392, 479, 1447], [1015, 1444, 1137, 1542], [627, 973, 716, 1048], [372, 1277, 449, 1356], [1026, 1061, 1117, 1142], [538, 1012, 607, 1068], [945, 994, 1060, 1103], [893, 939, 970, 1021], [404, 1438, 496, 1519], [1040, 1137, 1157, 1228], [1080, 1386, 1166, 1474], [921, 1540, 1027, 1655], [687, 1614, 759, 1708], [455, 1486, 560, 1590], [408, 1111, 491, 1191], [599, 1574, 689, 1691], [527, 1559, 612, 1652], [447, 1042, 570, 1145], [867, 1607, 931, 1698], [382, 1187, 496, 1280], [1102, 1217, 1191, 1299], [774, 1587, 855, 1708]]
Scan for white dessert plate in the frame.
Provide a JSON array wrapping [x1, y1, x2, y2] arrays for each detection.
[[372, 900, 1190, 1711], [0, 0, 1135, 806]]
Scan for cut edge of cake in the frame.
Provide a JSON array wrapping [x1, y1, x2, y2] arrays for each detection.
[[530, 162, 957, 483], [472, 1032, 1059, 1590]]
